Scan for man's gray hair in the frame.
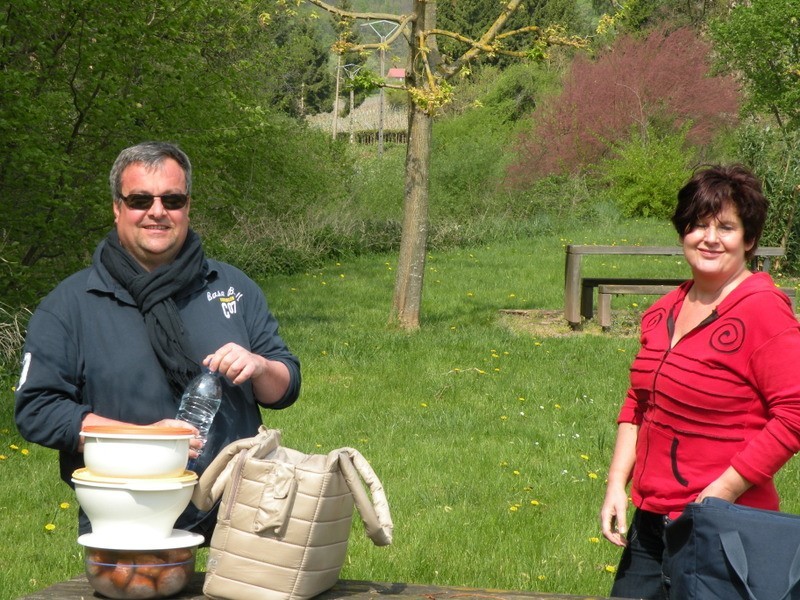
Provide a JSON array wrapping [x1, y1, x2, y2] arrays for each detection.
[[109, 141, 192, 200]]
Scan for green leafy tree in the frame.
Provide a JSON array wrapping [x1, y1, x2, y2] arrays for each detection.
[[0, 0, 342, 307], [711, 0, 800, 132], [259, 11, 335, 116], [711, 0, 800, 268]]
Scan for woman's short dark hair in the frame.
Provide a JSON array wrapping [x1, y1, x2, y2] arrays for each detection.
[[671, 164, 768, 260]]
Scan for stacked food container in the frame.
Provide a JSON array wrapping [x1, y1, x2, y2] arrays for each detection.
[[73, 425, 204, 599]]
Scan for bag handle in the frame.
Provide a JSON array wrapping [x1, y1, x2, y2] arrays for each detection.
[[337, 448, 393, 546], [719, 530, 800, 600], [192, 427, 282, 511]]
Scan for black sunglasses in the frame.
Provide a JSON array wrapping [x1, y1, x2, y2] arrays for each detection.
[[119, 193, 189, 211]]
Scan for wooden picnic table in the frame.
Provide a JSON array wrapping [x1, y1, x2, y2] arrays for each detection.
[[564, 244, 785, 329], [18, 573, 617, 600]]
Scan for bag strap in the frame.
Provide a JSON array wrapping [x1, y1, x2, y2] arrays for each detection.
[[719, 531, 759, 600], [337, 448, 393, 546], [719, 530, 800, 600], [192, 427, 282, 511]]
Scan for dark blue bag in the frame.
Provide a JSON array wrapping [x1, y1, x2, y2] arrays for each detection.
[[666, 498, 800, 600]]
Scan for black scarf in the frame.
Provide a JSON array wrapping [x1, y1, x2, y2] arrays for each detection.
[[100, 228, 207, 396]]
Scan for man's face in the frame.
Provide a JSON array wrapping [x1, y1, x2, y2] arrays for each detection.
[[113, 158, 191, 271]]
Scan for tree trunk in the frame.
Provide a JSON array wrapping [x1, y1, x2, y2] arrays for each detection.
[[390, 103, 432, 330], [389, 0, 436, 330]]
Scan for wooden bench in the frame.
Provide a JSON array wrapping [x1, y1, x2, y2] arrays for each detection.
[[564, 245, 787, 329], [582, 277, 686, 321], [597, 284, 678, 330], [597, 284, 797, 331], [17, 574, 613, 600]]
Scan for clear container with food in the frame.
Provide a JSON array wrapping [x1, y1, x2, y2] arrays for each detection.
[[79, 529, 204, 599]]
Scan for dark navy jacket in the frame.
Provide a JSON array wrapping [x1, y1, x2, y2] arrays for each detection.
[[14, 240, 301, 535]]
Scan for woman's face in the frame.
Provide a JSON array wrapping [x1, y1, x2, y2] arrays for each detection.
[[681, 202, 754, 284]]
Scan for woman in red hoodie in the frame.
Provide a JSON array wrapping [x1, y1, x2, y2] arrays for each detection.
[[599, 164, 800, 599]]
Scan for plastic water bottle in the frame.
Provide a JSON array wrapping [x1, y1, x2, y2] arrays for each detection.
[[176, 368, 222, 469]]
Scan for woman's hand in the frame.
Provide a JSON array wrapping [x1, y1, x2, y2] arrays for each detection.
[[696, 466, 752, 504], [600, 422, 638, 547], [601, 485, 630, 547]]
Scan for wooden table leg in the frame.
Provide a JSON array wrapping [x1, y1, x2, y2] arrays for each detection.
[[564, 247, 582, 329]]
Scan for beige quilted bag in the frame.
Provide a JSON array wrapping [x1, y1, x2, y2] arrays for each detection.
[[191, 427, 393, 600]]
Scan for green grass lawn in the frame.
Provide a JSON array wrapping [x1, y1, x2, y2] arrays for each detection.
[[3, 219, 800, 598]]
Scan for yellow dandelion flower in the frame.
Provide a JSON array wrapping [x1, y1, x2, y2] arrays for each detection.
[[10, 444, 19, 450], [477, 369, 486, 375], [321, 350, 328, 356], [21, 449, 29, 456], [537, 575, 546, 581], [580, 454, 590, 461], [60, 502, 70, 510], [494, 368, 500, 372], [450, 326, 457, 330], [518, 397, 526, 402], [509, 505, 519, 512], [44, 523, 56, 532], [554, 404, 562, 409], [315, 443, 322, 448], [530, 500, 540, 506], [339, 274, 345, 278], [605, 565, 617, 574], [491, 353, 499, 358], [534, 342, 542, 347], [500, 415, 508, 421], [513, 470, 520, 476], [500, 461, 509, 467], [631, 302, 639, 308], [588, 472, 599, 479], [467, 292, 474, 297], [420, 402, 428, 408], [589, 537, 600, 543], [0, 455, 6, 460], [509, 293, 516, 298]]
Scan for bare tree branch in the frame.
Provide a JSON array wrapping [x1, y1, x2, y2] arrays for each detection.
[[305, 0, 413, 25], [441, 0, 525, 77]]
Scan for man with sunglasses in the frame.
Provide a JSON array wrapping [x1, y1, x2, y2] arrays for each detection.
[[14, 141, 301, 540]]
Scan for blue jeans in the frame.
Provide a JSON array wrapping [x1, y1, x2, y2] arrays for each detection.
[[610, 508, 672, 600]]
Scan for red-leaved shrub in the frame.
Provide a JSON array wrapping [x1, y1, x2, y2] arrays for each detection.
[[507, 27, 740, 186]]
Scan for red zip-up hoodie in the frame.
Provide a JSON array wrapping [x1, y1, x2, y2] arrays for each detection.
[[618, 272, 800, 518]]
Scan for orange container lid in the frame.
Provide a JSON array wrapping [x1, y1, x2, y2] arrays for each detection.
[[82, 425, 194, 436]]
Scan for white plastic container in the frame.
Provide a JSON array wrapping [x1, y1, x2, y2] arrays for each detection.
[[72, 469, 197, 540], [81, 425, 194, 479]]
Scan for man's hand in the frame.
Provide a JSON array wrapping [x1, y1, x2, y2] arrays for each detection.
[[204, 343, 291, 405]]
